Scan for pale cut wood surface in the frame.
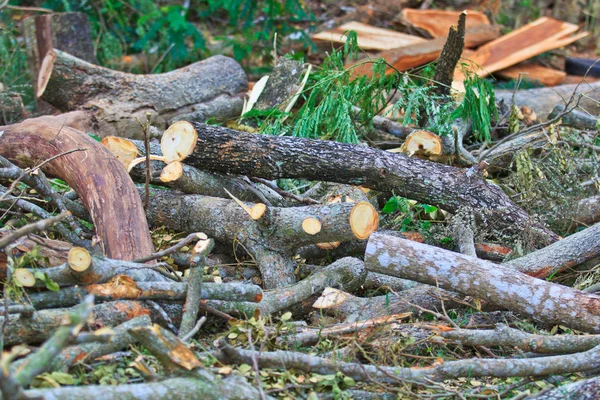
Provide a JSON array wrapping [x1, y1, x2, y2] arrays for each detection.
[[401, 8, 490, 38], [312, 21, 425, 50]]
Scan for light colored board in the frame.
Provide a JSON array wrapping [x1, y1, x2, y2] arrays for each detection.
[[455, 17, 587, 83], [401, 8, 490, 38], [312, 21, 425, 51], [496, 63, 566, 86], [348, 25, 499, 77]]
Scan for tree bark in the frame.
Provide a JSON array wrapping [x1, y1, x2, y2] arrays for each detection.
[[0, 119, 154, 260], [38, 49, 247, 138], [364, 232, 600, 333], [182, 122, 558, 246]]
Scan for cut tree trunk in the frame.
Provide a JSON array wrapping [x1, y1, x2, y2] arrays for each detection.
[[144, 188, 377, 288], [0, 119, 154, 260], [176, 122, 558, 247], [37, 49, 247, 138], [22, 12, 97, 108], [365, 232, 600, 333], [506, 222, 600, 278]]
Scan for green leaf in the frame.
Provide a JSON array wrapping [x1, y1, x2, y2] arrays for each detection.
[[421, 204, 438, 213], [49, 372, 75, 385], [382, 197, 399, 214]]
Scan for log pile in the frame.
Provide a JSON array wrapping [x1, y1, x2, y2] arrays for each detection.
[[0, 11, 599, 399]]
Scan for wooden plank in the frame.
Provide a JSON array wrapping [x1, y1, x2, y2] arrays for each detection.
[[495, 63, 566, 86], [312, 21, 425, 51], [455, 17, 587, 82], [401, 8, 490, 38], [348, 25, 499, 77]]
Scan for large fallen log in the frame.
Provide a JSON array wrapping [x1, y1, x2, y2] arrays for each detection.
[[0, 119, 154, 260], [495, 80, 600, 120], [144, 189, 378, 288], [364, 232, 600, 333], [167, 121, 558, 246], [37, 49, 247, 138]]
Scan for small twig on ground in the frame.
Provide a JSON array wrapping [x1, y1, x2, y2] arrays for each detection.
[[136, 113, 153, 210], [249, 177, 319, 205], [133, 232, 204, 263]]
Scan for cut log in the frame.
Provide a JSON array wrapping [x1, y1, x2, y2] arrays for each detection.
[[37, 49, 247, 138], [22, 12, 97, 105], [68, 247, 92, 272], [401, 8, 490, 38], [0, 119, 154, 260], [495, 63, 566, 86], [455, 17, 587, 84], [170, 122, 558, 246], [145, 189, 378, 288], [13, 269, 35, 287], [100, 136, 139, 170], [365, 232, 600, 333], [394, 129, 443, 157], [312, 21, 426, 51], [349, 25, 500, 76]]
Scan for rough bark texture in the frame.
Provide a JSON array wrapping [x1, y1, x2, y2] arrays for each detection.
[[39, 49, 247, 138], [0, 119, 154, 260], [144, 188, 374, 288], [530, 376, 600, 399], [25, 376, 265, 400], [184, 122, 558, 246], [364, 232, 600, 333], [2, 301, 159, 345], [25, 281, 262, 309], [506, 222, 600, 278], [207, 257, 366, 317], [433, 11, 466, 97]]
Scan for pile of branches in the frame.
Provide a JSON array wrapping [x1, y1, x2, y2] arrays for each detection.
[[0, 18, 600, 399]]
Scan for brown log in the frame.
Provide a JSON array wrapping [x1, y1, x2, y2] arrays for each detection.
[[175, 122, 558, 246], [495, 62, 566, 86], [365, 232, 600, 333], [37, 49, 247, 138], [400, 8, 490, 38], [0, 119, 154, 260]]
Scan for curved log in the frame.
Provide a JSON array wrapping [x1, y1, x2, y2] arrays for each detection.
[[0, 119, 154, 260]]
